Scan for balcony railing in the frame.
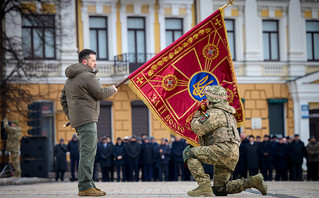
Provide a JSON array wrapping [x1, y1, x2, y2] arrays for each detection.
[[114, 53, 157, 73]]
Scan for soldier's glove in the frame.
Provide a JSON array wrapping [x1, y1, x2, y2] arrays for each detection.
[[183, 145, 195, 162]]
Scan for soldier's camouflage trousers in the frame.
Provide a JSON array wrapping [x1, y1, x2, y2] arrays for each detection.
[[187, 145, 249, 194], [11, 152, 21, 177]]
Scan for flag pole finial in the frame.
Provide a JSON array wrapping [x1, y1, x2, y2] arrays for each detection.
[[220, 0, 236, 10]]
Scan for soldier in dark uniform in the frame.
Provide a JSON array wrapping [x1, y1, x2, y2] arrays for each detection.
[[274, 137, 289, 181], [183, 85, 267, 196], [68, 134, 79, 181], [54, 138, 68, 181], [288, 134, 305, 181], [158, 138, 171, 181], [98, 136, 114, 182], [245, 135, 259, 176], [259, 135, 273, 181], [3, 117, 21, 177]]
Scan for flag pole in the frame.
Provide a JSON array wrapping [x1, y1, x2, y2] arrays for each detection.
[[220, 0, 236, 10]]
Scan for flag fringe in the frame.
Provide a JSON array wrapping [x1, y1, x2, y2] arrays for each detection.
[[220, 8, 246, 129], [128, 80, 200, 147]]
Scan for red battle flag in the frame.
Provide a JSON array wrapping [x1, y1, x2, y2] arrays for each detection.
[[128, 8, 244, 146]]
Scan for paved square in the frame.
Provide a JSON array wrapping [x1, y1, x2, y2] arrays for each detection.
[[0, 181, 318, 198]]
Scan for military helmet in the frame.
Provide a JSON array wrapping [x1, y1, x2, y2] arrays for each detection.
[[203, 85, 228, 103]]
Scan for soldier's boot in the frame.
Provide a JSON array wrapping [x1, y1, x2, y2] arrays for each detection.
[[245, 173, 267, 195], [222, 174, 267, 196], [187, 183, 213, 197]]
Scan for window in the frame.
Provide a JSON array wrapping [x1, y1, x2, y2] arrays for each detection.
[[263, 20, 279, 61], [225, 19, 235, 60], [131, 101, 149, 137], [22, 15, 55, 59], [268, 99, 287, 137], [127, 17, 146, 63], [165, 18, 183, 47], [89, 17, 108, 60], [306, 21, 319, 61], [97, 101, 112, 139]]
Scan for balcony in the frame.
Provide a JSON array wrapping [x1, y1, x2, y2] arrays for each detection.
[[114, 53, 157, 73]]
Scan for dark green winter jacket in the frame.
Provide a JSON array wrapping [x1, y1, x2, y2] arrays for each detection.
[[60, 63, 116, 128]]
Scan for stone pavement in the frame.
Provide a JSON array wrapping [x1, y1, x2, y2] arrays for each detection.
[[0, 180, 318, 198]]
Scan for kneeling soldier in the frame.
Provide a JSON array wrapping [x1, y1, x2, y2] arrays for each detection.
[[184, 85, 267, 196]]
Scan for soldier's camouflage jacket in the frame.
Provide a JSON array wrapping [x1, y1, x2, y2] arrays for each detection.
[[191, 101, 240, 171], [3, 118, 22, 152]]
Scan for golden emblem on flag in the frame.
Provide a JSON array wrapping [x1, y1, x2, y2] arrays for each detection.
[[202, 44, 219, 60], [162, 74, 178, 91]]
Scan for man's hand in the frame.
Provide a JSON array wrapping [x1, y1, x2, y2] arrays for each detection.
[[117, 156, 122, 160], [112, 85, 118, 93]]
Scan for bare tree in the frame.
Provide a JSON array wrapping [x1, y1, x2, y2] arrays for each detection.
[[0, 0, 73, 167], [0, 0, 72, 118]]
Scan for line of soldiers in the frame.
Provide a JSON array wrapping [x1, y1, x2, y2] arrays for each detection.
[[92, 135, 191, 182], [55, 132, 318, 183], [233, 133, 319, 181]]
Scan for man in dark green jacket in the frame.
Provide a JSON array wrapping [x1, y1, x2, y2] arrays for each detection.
[[60, 49, 117, 196]]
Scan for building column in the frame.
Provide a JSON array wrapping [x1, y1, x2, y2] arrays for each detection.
[[148, 3, 156, 54], [158, 3, 165, 51], [120, 4, 128, 54], [243, 0, 263, 77], [196, 0, 214, 23], [288, 0, 307, 62], [81, 3, 90, 49], [244, 0, 262, 61], [110, 2, 118, 59], [288, 0, 307, 77], [59, 0, 78, 75]]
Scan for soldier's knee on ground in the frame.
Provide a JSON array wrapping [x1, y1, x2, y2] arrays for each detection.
[[212, 185, 227, 196]]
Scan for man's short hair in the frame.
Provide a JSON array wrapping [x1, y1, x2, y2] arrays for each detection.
[[249, 135, 255, 138], [79, 49, 96, 63]]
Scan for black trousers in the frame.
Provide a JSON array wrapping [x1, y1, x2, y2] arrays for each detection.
[[275, 168, 288, 181], [93, 161, 99, 181], [101, 166, 111, 181], [70, 157, 79, 181], [158, 164, 169, 181], [291, 162, 303, 181], [55, 170, 65, 181], [307, 162, 319, 181], [261, 160, 273, 181], [116, 164, 127, 181], [174, 161, 184, 181], [128, 159, 139, 181]]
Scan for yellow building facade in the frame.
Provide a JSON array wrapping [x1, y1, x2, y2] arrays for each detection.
[[1, 0, 319, 155]]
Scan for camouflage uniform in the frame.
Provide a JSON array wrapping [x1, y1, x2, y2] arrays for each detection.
[[185, 85, 267, 196], [3, 118, 22, 177]]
